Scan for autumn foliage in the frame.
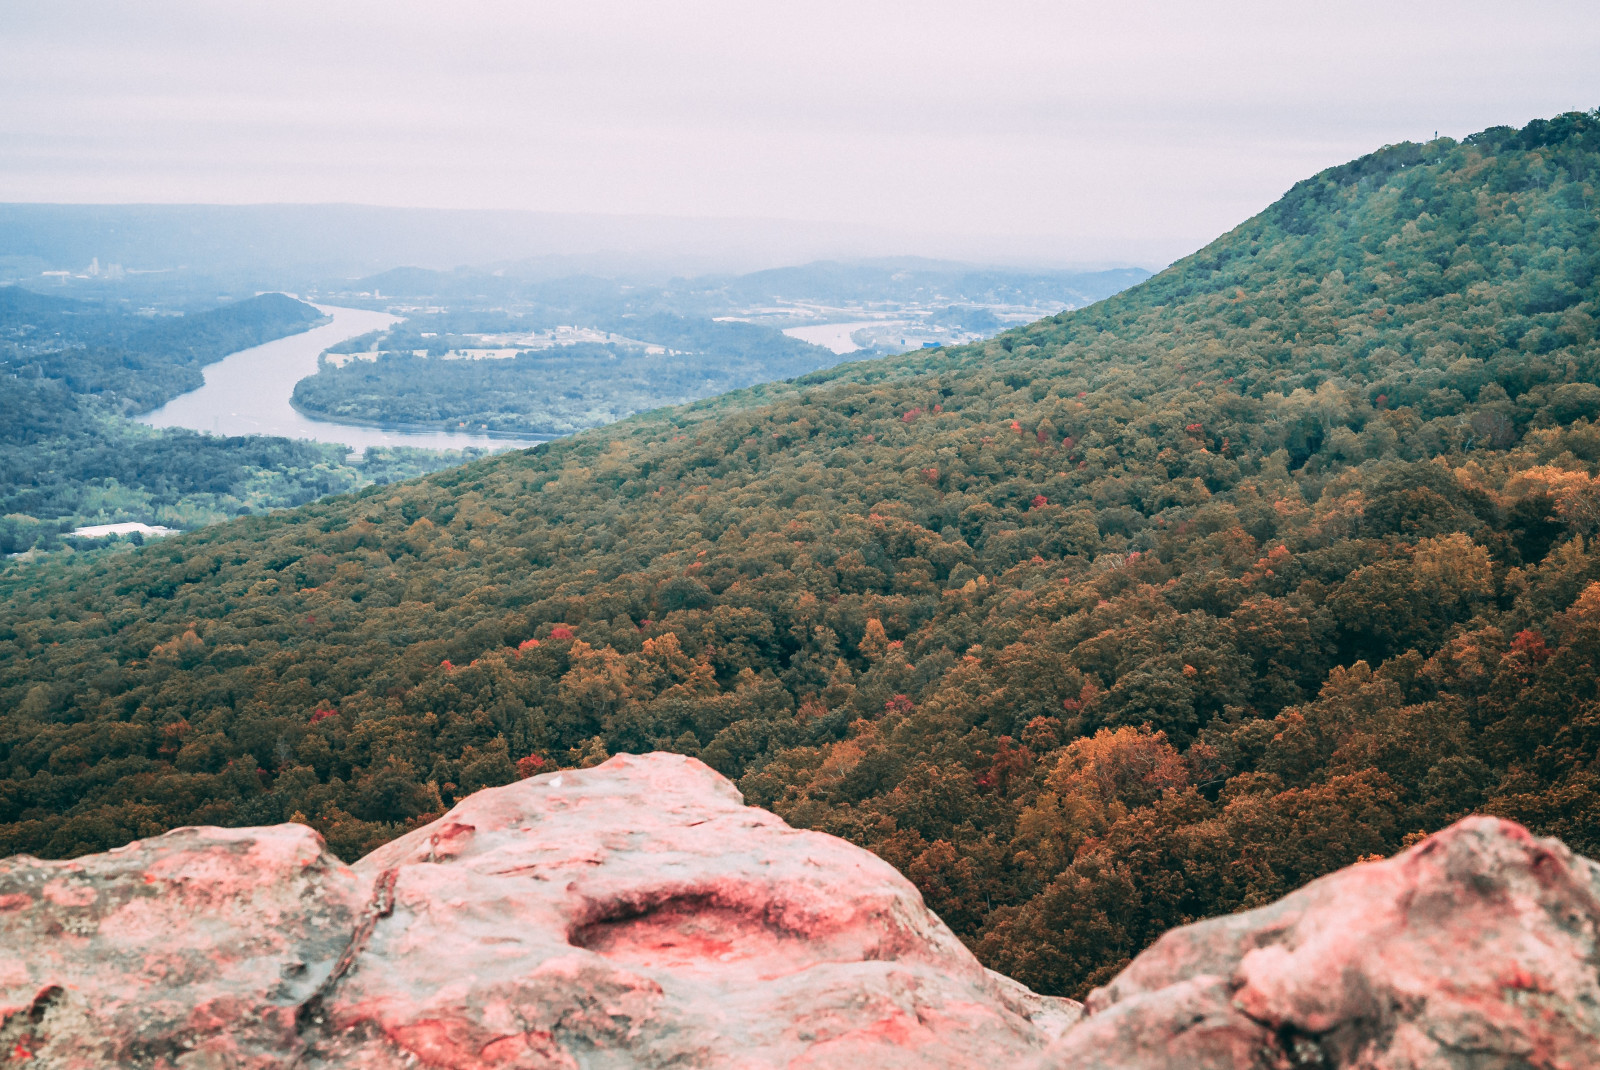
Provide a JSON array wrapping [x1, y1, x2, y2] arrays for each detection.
[[2, 112, 1599, 996]]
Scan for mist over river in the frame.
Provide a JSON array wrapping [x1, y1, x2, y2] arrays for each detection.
[[139, 302, 546, 453]]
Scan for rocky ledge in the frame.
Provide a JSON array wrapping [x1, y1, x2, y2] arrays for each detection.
[[2, 753, 1597, 1069]]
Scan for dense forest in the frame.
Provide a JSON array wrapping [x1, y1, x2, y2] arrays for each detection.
[[0, 291, 475, 552], [2, 111, 1598, 999], [292, 314, 846, 435]]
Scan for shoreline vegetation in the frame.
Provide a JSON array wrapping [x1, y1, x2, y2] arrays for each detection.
[[0, 292, 477, 557], [286, 394, 556, 441], [2, 112, 1598, 1003], [290, 315, 866, 437]]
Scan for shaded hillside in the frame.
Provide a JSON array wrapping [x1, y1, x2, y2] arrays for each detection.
[[2, 111, 1598, 998]]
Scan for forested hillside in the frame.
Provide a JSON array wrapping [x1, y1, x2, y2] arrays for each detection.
[[2, 111, 1597, 998]]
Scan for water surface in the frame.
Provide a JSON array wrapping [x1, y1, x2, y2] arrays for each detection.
[[782, 321, 882, 354], [140, 302, 545, 453]]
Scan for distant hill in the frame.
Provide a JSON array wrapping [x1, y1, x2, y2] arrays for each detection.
[[0, 284, 87, 319], [709, 259, 1150, 309], [0, 204, 1098, 283], [336, 257, 1151, 311], [2, 110, 1598, 1003]]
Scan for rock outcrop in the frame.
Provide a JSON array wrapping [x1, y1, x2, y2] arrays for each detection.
[[1036, 815, 1600, 1070], [2, 753, 1598, 1069], [0, 753, 1076, 1068]]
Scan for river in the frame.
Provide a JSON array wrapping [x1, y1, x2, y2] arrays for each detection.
[[783, 321, 883, 354], [139, 302, 546, 453]]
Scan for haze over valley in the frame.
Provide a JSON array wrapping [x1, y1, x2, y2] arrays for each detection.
[[0, 228, 1150, 556]]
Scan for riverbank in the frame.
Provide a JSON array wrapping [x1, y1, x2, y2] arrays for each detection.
[[286, 396, 559, 442], [140, 302, 547, 454]]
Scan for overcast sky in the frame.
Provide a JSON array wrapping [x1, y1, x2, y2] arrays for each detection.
[[2, 1, 1596, 267]]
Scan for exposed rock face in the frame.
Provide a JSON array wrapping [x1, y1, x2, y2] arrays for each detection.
[[0, 823, 367, 1067], [0, 753, 1076, 1068], [1035, 815, 1600, 1070], [3, 756, 1597, 1069]]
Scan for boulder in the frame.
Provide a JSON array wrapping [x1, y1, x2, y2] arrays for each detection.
[[5, 754, 1598, 1069], [0, 752, 1076, 1068], [0, 823, 367, 1067], [1034, 815, 1600, 1069]]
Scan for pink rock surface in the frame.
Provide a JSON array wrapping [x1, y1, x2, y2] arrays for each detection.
[[6, 756, 1598, 1069], [0, 752, 1075, 1068], [1035, 815, 1600, 1069], [0, 823, 367, 1067]]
